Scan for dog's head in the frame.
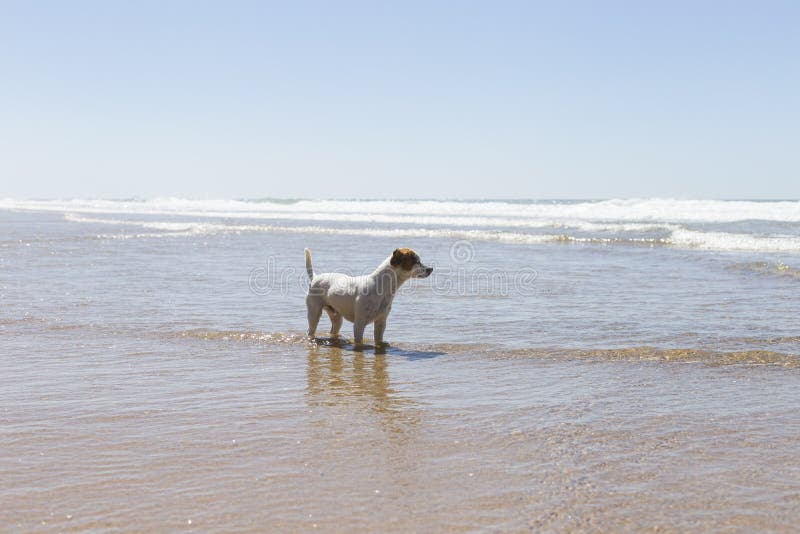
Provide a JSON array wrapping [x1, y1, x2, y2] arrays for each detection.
[[390, 248, 433, 278]]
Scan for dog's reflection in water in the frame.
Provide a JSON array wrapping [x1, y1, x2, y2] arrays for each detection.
[[305, 343, 418, 432]]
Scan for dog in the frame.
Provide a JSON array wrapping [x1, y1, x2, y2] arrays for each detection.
[[304, 247, 433, 346]]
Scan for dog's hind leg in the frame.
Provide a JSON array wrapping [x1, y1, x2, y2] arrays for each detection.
[[306, 297, 323, 338], [326, 309, 343, 336]]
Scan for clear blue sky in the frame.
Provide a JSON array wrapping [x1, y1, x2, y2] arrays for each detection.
[[1, 1, 798, 199]]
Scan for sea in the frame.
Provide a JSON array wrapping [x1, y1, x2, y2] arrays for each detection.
[[2, 197, 799, 531]]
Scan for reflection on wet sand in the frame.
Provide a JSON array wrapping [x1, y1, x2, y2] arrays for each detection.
[[305, 343, 420, 435]]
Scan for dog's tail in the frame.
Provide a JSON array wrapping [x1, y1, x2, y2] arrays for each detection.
[[304, 248, 314, 280]]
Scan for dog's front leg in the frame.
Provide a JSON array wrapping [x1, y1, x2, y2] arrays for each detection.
[[353, 319, 366, 346], [374, 318, 387, 346]]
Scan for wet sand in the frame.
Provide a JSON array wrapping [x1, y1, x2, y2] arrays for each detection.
[[3, 330, 800, 532]]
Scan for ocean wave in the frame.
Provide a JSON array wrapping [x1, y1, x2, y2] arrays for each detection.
[[0, 198, 682, 232], [65, 213, 800, 253], [62, 209, 676, 233], [669, 229, 800, 253], [4, 197, 800, 223], [68, 214, 560, 244]]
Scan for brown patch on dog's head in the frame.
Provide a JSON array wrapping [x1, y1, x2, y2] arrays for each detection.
[[390, 247, 419, 271]]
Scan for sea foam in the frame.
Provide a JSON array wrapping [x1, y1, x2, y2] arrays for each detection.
[[4, 198, 800, 254]]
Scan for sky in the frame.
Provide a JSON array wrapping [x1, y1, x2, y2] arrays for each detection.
[[1, 1, 798, 200]]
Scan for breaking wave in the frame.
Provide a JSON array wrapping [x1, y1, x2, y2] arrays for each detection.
[[3, 197, 800, 223], [61, 213, 800, 254], [1, 198, 799, 253]]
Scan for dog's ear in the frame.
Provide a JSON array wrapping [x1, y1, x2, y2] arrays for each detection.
[[390, 248, 402, 267]]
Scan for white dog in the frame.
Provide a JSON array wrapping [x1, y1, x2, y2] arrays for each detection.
[[304, 247, 433, 346]]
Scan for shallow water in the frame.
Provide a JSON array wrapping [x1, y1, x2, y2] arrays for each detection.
[[2, 200, 800, 531]]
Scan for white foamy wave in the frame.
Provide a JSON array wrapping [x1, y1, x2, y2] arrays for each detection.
[[60, 207, 674, 233], [67, 214, 557, 244], [66, 213, 800, 253], [3, 197, 800, 224], [668, 229, 800, 253], [65, 213, 218, 234]]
